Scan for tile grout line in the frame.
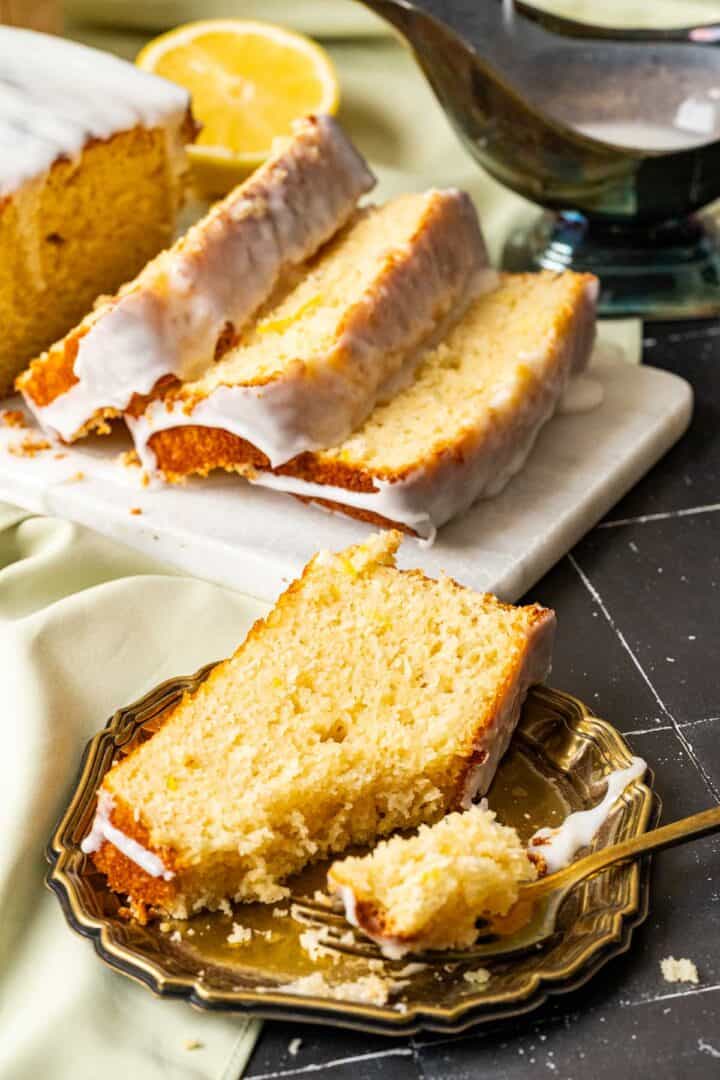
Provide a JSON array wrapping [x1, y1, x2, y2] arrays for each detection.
[[246, 1047, 414, 1080], [625, 982, 720, 1008], [567, 554, 720, 803], [624, 716, 720, 738], [413, 984, 720, 1053], [599, 503, 720, 529]]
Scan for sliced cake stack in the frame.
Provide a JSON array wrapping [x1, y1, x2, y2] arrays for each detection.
[[17, 114, 597, 541]]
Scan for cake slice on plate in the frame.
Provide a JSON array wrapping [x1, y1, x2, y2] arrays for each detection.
[[0, 27, 194, 397], [127, 187, 493, 470], [82, 531, 554, 921], [18, 114, 374, 441], [140, 270, 596, 540], [328, 804, 536, 958]]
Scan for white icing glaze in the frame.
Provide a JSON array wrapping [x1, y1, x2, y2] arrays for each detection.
[[529, 756, 646, 873], [0, 27, 190, 197], [460, 609, 556, 808], [127, 195, 496, 472], [81, 790, 174, 881], [129, 262, 499, 476], [26, 115, 375, 441], [244, 278, 598, 542], [559, 375, 605, 415]]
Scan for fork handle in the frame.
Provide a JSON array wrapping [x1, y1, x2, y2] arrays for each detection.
[[528, 804, 720, 898]]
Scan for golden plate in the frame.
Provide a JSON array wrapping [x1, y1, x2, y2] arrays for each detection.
[[47, 671, 658, 1035]]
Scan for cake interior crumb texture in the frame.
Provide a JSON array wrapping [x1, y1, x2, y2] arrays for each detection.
[[1, 124, 188, 397], [91, 530, 554, 919], [328, 805, 536, 955], [315, 270, 595, 477]]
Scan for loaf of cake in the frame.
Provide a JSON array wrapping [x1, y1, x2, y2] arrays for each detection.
[[328, 805, 536, 958], [140, 271, 596, 539], [82, 531, 555, 921], [18, 115, 375, 441], [127, 187, 493, 470], [1, 27, 194, 397]]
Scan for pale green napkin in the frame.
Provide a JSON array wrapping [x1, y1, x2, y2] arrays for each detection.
[[0, 514, 268, 1079], [5, 3, 716, 1078]]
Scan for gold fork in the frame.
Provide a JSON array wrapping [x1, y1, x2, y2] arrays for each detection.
[[291, 805, 720, 962]]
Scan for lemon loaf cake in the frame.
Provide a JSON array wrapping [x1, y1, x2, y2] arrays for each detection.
[[127, 188, 493, 470], [328, 805, 536, 958], [82, 531, 555, 921], [18, 114, 374, 441], [0, 27, 194, 397], [157, 270, 594, 540]]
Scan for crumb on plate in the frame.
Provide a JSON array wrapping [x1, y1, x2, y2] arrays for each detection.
[[463, 967, 491, 988], [227, 923, 252, 945]]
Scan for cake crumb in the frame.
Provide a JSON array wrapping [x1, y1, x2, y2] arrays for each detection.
[[130, 507, 142, 515], [298, 927, 346, 963], [463, 967, 491, 988], [661, 957, 699, 984], [186, 927, 195, 937], [1, 409, 27, 428], [227, 923, 252, 945], [170, 930, 182, 943], [183, 1039, 203, 1051], [272, 907, 289, 918], [288, 1037, 302, 1056], [159, 921, 172, 933], [141, 470, 151, 487], [66, 471, 85, 483], [277, 971, 404, 1006], [118, 449, 140, 469], [8, 435, 51, 457]]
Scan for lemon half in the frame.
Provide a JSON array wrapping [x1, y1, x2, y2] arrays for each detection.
[[137, 19, 340, 196]]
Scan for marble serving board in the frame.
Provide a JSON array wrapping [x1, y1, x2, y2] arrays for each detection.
[[0, 352, 692, 604]]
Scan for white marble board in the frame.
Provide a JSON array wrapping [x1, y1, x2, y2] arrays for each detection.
[[0, 353, 692, 604]]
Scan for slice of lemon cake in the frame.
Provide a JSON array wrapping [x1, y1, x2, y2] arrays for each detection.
[[127, 188, 493, 470], [141, 270, 596, 539], [82, 531, 555, 921], [0, 27, 194, 397], [328, 805, 536, 958], [17, 114, 374, 441]]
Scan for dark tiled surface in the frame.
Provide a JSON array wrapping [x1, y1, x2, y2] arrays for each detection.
[[245, 323, 720, 1078], [574, 514, 720, 727], [602, 322, 720, 521]]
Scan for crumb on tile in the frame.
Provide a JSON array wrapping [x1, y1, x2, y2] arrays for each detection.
[[130, 507, 142, 515], [183, 1038, 203, 1051], [1, 409, 27, 428], [118, 448, 140, 468], [288, 1037, 302, 1056], [8, 436, 51, 457], [67, 470, 85, 482], [54, 451, 67, 460], [661, 957, 699, 984]]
